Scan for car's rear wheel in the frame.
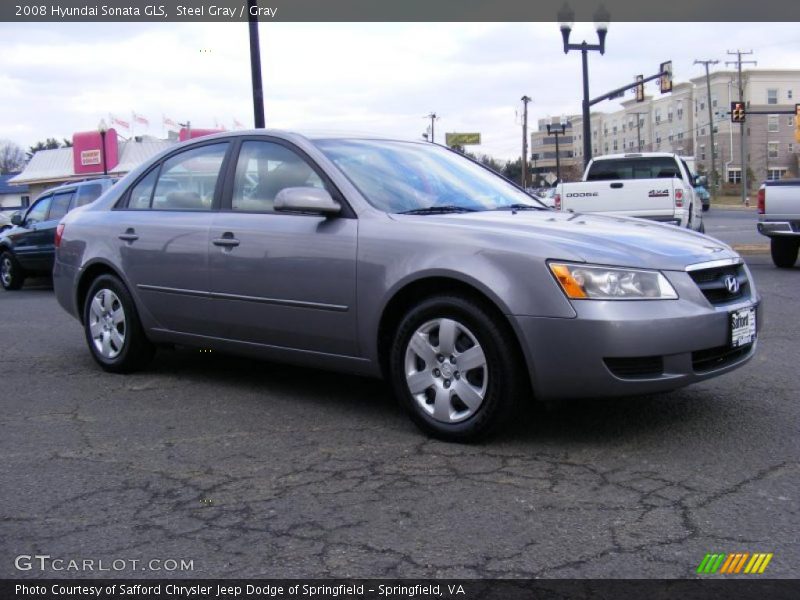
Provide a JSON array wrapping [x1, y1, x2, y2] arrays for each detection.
[[770, 237, 799, 268], [83, 274, 154, 373], [0, 251, 25, 290], [389, 295, 523, 442]]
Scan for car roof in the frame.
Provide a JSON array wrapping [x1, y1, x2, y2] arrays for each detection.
[[592, 152, 678, 160]]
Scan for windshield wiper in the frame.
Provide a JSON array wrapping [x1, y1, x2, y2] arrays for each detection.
[[492, 203, 545, 211], [398, 205, 481, 215]]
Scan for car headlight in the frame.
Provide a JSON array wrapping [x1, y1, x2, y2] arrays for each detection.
[[549, 262, 678, 300]]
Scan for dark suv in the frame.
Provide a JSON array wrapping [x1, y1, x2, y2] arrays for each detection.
[[0, 178, 114, 290]]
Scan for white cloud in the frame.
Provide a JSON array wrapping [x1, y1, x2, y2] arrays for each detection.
[[1, 22, 798, 159]]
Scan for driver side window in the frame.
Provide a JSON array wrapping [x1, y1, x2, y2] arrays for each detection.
[[25, 196, 52, 226], [231, 141, 326, 213]]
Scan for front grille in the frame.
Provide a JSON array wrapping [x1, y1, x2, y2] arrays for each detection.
[[692, 344, 752, 372], [604, 356, 664, 379], [688, 263, 749, 305]]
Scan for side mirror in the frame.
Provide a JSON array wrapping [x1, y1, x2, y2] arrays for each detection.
[[10, 212, 23, 226], [274, 187, 341, 216]]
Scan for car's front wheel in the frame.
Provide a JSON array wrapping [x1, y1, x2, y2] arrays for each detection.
[[389, 295, 524, 442], [0, 251, 25, 290], [770, 237, 799, 268], [83, 274, 155, 373]]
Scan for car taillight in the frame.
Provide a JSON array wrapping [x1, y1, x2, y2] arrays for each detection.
[[674, 188, 684, 208], [554, 193, 561, 210], [757, 188, 765, 214], [55, 223, 65, 248]]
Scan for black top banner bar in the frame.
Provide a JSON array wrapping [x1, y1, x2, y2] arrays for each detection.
[[3, 0, 800, 22]]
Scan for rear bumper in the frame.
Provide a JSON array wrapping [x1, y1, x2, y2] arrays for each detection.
[[511, 290, 761, 401], [53, 260, 80, 320], [757, 220, 800, 238]]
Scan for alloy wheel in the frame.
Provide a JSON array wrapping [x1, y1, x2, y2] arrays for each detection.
[[88, 288, 126, 359], [403, 318, 488, 423]]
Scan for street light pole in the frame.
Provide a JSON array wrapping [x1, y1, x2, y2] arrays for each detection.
[[97, 119, 108, 176], [559, 3, 609, 169], [547, 123, 567, 182]]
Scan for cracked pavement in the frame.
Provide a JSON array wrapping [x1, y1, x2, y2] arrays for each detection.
[[0, 253, 797, 579]]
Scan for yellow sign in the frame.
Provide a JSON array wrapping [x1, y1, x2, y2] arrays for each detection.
[[445, 133, 481, 146]]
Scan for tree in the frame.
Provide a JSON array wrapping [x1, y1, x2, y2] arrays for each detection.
[[501, 158, 522, 182], [27, 137, 71, 159], [0, 140, 26, 175]]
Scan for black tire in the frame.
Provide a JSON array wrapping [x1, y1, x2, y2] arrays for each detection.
[[389, 295, 525, 442], [770, 237, 799, 269], [702, 203, 710, 212], [83, 274, 155, 373], [0, 251, 25, 290]]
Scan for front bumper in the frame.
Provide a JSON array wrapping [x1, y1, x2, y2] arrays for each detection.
[[511, 267, 760, 400]]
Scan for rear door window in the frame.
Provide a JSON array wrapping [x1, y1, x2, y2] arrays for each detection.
[[151, 143, 228, 211], [127, 168, 159, 209], [48, 191, 75, 221]]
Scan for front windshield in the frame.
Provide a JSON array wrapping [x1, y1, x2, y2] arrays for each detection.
[[314, 139, 545, 213]]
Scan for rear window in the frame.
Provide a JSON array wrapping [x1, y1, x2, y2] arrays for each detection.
[[586, 157, 683, 181]]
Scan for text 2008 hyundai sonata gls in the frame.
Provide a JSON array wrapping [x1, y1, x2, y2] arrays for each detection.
[[54, 131, 760, 441]]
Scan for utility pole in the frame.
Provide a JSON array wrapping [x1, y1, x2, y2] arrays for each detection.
[[630, 111, 648, 152], [247, 0, 266, 128], [726, 50, 756, 205], [694, 59, 720, 201], [521, 96, 532, 188], [425, 113, 438, 143]]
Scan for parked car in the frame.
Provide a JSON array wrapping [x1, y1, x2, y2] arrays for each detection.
[[53, 132, 759, 441], [0, 178, 114, 290], [757, 180, 800, 268], [693, 175, 711, 212], [556, 152, 704, 232]]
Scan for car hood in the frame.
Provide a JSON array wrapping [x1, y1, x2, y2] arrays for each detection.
[[393, 210, 737, 270]]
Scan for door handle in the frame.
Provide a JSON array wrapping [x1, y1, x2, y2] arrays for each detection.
[[118, 228, 139, 242], [212, 236, 240, 248], [610, 182, 624, 189]]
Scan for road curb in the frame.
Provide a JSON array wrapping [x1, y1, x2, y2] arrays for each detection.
[[732, 243, 769, 255]]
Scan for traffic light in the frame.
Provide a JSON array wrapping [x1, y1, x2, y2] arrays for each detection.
[[730, 101, 746, 123], [659, 61, 673, 93], [795, 104, 800, 143], [635, 74, 645, 102]]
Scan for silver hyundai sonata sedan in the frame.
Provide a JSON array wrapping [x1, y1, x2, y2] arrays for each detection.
[[53, 131, 760, 441]]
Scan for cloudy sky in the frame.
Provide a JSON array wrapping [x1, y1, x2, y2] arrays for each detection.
[[2, 21, 799, 160]]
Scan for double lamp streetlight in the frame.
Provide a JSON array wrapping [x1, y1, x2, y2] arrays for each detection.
[[558, 3, 610, 168]]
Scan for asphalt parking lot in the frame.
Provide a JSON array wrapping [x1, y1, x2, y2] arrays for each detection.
[[1, 209, 798, 579]]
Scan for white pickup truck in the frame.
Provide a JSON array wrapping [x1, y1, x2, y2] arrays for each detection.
[[757, 180, 800, 268], [555, 152, 703, 231]]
